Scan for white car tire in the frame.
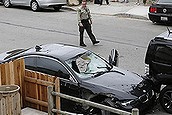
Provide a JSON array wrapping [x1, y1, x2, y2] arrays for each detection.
[[30, 0, 39, 11], [3, 0, 11, 8]]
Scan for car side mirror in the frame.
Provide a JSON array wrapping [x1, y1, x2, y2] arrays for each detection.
[[61, 73, 70, 80], [109, 49, 119, 67], [56, 70, 70, 80]]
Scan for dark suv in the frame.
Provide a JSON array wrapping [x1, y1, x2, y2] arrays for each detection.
[[145, 27, 172, 114]]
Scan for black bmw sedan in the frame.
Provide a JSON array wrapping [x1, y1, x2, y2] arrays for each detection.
[[0, 43, 156, 114], [148, 0, 172, 24]]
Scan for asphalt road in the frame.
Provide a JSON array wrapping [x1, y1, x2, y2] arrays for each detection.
[[0, 4, 171, 115]]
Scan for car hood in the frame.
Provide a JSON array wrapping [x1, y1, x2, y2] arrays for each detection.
[[82, 67, 144, 100]]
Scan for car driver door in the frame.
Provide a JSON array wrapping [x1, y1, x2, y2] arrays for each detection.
[[35, 56, 81, 112]]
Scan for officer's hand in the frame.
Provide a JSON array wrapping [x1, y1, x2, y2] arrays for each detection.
[[79, 23, 83, 27], [89, 19, 92, 24]]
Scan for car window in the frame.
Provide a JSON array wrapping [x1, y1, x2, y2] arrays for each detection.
[[154, 45, 172, 64], [25, 57, 37, 71], [36, 57, 70, 80]]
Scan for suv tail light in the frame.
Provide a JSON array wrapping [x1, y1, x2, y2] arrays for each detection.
[[149, 7, 157, 13]]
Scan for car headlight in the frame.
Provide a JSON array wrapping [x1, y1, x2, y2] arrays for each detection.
[[121, 100, 134, 107], [117, 100, 134, 110], [139, 94, 149, 103], [139, 90, 155, 103]]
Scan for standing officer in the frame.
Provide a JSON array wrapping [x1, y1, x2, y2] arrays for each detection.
[[77, 0, 100, 47]]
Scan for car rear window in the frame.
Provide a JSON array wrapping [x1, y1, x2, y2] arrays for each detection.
[[158, 0, 172, 3]]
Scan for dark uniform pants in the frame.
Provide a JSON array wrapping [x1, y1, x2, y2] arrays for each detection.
[[79, 19, 96, 44]]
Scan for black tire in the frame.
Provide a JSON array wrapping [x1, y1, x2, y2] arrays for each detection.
[[159, 85, 172, 114], [53, 6, 61, 11], [3, 0, 11, 8], [30, 0, 39, 12]]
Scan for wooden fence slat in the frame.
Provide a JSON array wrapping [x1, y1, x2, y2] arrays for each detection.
[[24, 76, 55, 86], [34, 72, 39, 109], [25, 97, 48, 107], [39, 73, 43, 110], [4, 62, 10, 85], [0, 64, 5, 85], [47, 86, 55, 115], [55, 78, 60, 115], [9, 61, 15, 85], [13, 59, 20, 86], [0, 64, 2, 85], [20, 58, 25, 108]]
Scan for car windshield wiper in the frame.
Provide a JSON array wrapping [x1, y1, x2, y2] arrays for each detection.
[[92, 71, 109, 78], [92, 70, 125, 78], [83, 71, 105, 78], [83, 65, 111, 75], [97, 66, 111, 70]]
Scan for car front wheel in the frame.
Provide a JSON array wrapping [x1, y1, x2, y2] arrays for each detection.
[[3, 0, 11, 8], [30, 0, 39, 11], [159, 85, 172, 114]]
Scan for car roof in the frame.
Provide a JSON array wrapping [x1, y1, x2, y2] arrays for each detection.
[[158, 0, 172, 4], [0, 43, 87, 62], [153, 28, 172, 43]]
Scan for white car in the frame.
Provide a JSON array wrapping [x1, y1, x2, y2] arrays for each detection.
[[2, 0, 66, 11]]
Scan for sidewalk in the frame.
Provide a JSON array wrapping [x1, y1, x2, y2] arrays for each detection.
[[65, 1, 150, 20], [21, 108, 47, 115]]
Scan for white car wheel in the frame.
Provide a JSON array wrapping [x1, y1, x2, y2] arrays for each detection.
[[3, 0, 11, 8], [30, 1, 39, 11]]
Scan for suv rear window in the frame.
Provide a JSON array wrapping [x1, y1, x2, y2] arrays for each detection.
[[154, 45, 172, 64]]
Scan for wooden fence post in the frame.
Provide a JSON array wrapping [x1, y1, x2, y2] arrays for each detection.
[[55, 78, 60, 115], [47, 86, 54, 115], [132, 108, 139, 115]]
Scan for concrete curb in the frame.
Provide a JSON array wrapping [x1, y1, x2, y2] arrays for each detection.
[[114, 13, 149, 20]]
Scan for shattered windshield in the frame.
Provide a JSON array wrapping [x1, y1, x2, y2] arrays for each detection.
[[65, 51, 111, 79]]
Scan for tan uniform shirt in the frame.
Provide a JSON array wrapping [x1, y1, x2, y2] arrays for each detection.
[[77, 6, 92, 24]]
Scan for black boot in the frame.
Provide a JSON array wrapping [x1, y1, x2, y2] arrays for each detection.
[[93, 41, 100, 45], [80, 43, 87, 47]]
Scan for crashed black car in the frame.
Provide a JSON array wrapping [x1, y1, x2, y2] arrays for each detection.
[[145, 28, 172, 114], [148, 0, 172, 24], [0, 43, 155, 114]]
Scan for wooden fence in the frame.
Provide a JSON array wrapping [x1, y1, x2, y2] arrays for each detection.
[[47, 86, 139, 115], [0, 58, 60, 112]]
